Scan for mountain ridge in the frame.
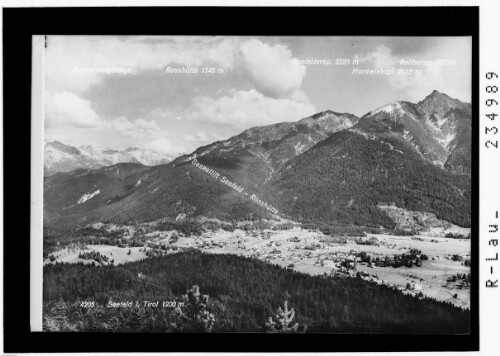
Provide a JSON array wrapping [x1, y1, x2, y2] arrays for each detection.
[[350, 90, 471, 173], [43, 90, 472, 230]]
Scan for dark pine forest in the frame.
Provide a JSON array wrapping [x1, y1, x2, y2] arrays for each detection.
[[43, 251, 470, 333]]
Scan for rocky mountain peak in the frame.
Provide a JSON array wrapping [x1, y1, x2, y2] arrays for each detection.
[[298, 110, 359, 130], [46, 140, 82, 156], [417, 90, 469, 117]]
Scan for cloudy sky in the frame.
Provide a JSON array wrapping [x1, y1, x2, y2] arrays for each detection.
[[44, 35, 471, 156]]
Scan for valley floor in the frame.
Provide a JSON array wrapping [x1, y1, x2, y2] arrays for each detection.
[[45, 227, 471, 309]]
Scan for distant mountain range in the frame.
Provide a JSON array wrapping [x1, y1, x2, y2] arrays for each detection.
[[44, 141, 174, 175], [44, 90, 471, 231]]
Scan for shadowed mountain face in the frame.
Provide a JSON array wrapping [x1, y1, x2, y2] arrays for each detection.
[[441, 108, 472, 175], [44, 91, 471, 230], [267, 130, 471, 228]]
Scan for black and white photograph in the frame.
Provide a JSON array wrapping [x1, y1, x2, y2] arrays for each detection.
[[6, 3, 500, 354], [40, 34, 473, 334]]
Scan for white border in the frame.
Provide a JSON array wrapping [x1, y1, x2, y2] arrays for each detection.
[[479, 0, 500, 355], [30, 35, 45, 332]]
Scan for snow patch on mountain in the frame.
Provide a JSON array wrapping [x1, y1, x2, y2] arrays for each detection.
[[78, 190, 100, 204], [370, 102, 405, 117], [45, 145, 74, 166], [437, 132, 456, 150], [349, 128, 378, 140], [298, 111, 358, 131], [294, 141, 307, 155], [380, 140, 403, 154], [435, 115, 448, 129], [401, 130, 424, 156]]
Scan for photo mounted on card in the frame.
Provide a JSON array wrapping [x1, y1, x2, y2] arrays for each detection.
[[37, 34, 474, 334], [2, 4, 490, 354]]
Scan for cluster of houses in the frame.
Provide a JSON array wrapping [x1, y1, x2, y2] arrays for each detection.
[[244, 230, 273, 239], [446, 253, 470, 262], [406, 280, 424, 291], [378, 240, 397, 249], [144, 231, 170, 240], [129, 227, 443, 302], [313, 251, 361, 270], [92, 225, 472, 306], [444, 273, 471, 289], [196, 240, 217, 249]]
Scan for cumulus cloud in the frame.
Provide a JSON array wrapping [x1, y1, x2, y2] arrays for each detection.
[[45, 92, 101, 128], [188, 89, 316, 131], [46, 91, 168, 142], [145, 137, 184, 155], [148, 107, 178, 120], [45, 36, 240, 93], [44, 36, 315, 154], [355, 45, 397, 68], [183, 131, 211, 143], [208, 38, 239, 70], [240, 39, 306, 98], [109, 117, 161, 139], [390, 64, 447, 99], [46, 36, 309, 102], [354, 44, 449, 100]]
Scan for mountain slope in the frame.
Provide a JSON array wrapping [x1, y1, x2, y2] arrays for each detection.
[[266, 130, 471, 228], [43, 111, 359, 229], [174, 110, 359, 181], [417, 90, 472, 174], [44, 163, 151, 229], [43, 91, 471, 230], [352, 90, 471, 174], [265, 91, 472, 228]]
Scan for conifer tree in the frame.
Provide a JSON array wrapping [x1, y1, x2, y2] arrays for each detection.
[[176, 285, 215, 332], [265, 301, 305, 333]]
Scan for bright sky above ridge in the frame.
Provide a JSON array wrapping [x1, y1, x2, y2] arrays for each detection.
[[44, 36, 471, 156]]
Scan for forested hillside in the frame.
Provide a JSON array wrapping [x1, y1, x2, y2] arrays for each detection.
[[43, 251, 470, 333], [267, 131, 471, 228]]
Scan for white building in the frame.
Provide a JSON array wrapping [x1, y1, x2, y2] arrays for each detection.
[[411, 281, 423, 291]]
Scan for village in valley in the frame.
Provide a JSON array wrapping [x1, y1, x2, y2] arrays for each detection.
[[45, 218, 471, 309]]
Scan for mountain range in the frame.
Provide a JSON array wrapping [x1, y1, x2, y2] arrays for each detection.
[[44, 141, 174, 175], [44, 90, 472, 231]]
